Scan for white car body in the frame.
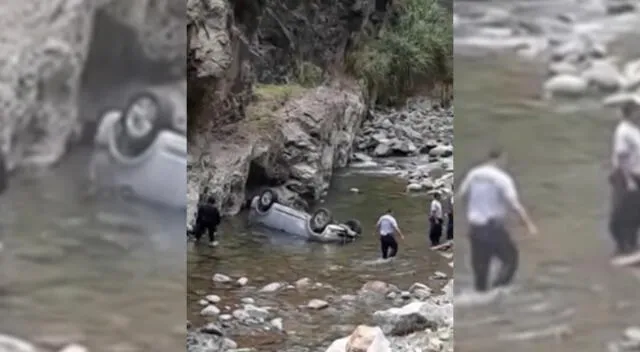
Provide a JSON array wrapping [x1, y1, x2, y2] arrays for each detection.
[[92, 110, 187, 209]]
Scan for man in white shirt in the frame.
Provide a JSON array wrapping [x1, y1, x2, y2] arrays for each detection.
[[604, 92, 640, 256], [456, 148, 537, 292], [375, 209, 405, 259], [429, 192, 444, 247]]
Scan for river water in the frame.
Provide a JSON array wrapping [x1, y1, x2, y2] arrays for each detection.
[[0, 150, 186, 351], [454, 1, 640, 350], [187, 171, 452, 350]]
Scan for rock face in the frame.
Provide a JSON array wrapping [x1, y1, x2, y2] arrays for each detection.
[[0, 0, 184, 171], [188, 80, 366, 219], [186, 0, 420, 220]]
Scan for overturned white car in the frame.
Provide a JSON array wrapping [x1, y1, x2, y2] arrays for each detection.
[[248, 189, 362, 243], [90, 85, 187, 209]]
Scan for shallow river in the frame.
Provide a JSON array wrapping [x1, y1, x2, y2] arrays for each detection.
[[187, 171, 452, 351], [454, 4, 640, 349], [0, 150, 186, 351]]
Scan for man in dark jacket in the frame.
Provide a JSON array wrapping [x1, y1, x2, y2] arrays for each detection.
[[193, 195, 221, 247]]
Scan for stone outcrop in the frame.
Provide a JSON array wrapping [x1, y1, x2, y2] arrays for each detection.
[[186, 0, 397, 219], [0, 0, 184, 171], [187, 80, 366, 220]]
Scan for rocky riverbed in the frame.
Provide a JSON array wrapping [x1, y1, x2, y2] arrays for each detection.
[[187, 274, 453, 352], [352, 99, 454, 198], [454, 0, 640, 101]]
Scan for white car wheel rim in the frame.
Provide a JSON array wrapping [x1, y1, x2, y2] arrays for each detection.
[[125, 97, 157, 139], [260, 193, 272, 206]]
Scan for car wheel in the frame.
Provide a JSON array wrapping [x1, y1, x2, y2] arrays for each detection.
[[257, 189, 277, 212], [344, 219, 363, 235], [310, 208, 333, 233], [115, 92, 164, 157]]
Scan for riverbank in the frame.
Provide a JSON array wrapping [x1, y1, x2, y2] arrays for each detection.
[[187, 170, 454, 351], [188, 274, 453, 352]]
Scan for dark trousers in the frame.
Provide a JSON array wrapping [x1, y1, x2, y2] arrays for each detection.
[[608, 171, 640, 255], [446, 212, 453, 240], [429, 218, 444, 246], [469, 220, 518, 292], [380, 234, 398, 259], [193, 220, 217, 242]]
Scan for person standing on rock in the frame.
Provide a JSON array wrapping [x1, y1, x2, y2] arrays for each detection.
[[429, 192, 444, 247], [375, 209, 405, 259], [193, 195, 221, 247], [456, 148, 538, 292], [604, 92, 640, 259]]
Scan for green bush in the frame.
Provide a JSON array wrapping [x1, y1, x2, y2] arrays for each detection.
[[346, 0, 453, 105]]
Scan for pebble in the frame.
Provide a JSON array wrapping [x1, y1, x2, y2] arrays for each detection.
[[295, 277, 312, 289], [213, 273, 232, 283], [307, 299, 329, 310], [270, 318, 284, 331], [200, 305, 220, 316], [259, 282, 283, 293], [237, 277, 249, 286], [205, 294, 221, 303], [241, 297, 255, 304]]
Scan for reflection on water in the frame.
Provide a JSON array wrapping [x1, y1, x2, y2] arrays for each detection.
[[187, 173, 451, 350], [0, 149, 185, 351], [454, 53, 640, 352]]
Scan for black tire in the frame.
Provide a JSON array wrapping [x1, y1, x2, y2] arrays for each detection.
[[309, 208, 333, 233], [257, 189, 277, 212], [344, 219, 363, 235], [115, 91, 172, 157]]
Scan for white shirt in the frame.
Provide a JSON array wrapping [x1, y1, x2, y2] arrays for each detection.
[[376, 214, 399, 236], [458, 163, 520, 226], [430, 199, 443, 219], [612, 120, 640, 175]]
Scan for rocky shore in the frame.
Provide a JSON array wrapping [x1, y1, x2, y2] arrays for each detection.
[[187, 274, 453, 352], [351, 99, 454, 198]]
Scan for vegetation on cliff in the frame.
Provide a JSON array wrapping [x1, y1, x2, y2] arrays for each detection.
[[346, 0, 453, 105]]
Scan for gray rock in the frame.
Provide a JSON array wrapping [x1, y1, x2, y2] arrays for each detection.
[[373, 301, 453, 336], [213, 274, 232, 283], [259, 282, 284, 293], [200, 305, 220, 316], [307, 299, 329, 310]]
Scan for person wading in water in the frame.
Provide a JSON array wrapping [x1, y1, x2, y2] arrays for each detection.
[[446, 197, 454, 242], [604, 91, 640, 259], [191, 187, 221, 247], [375, 209, 405, 259], [429, 192, 444, 247], [456, 148, 537, 292]]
